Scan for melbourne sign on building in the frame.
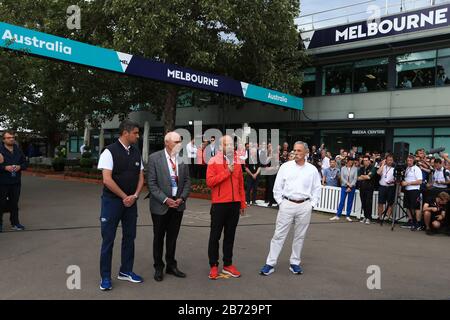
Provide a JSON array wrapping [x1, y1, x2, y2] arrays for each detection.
[[302, 3, 450, 50]]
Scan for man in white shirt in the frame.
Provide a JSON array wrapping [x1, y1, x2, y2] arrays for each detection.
[[377, 154, 396, 220], [401, 155, 423, 230], [320, 149, 330, 175], [186, 138, 197, 178], [260, 141, 321, 276], [97, 120, 145, 291], [427, 158, 450, 201]]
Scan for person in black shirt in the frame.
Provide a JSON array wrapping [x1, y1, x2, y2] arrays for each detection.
[[0, 130, 28, 232], [423, 192, 449, 235], [245, 147, 261, 205], [357, 156, 377, 224]]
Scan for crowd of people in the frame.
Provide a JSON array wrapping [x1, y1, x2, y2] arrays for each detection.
[[1, 124, 449, 291], [186, 138, 450, 236]]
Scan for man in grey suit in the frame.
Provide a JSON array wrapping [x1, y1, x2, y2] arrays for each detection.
[[147, 131, 191, 281], [204, 136, 217, 165]]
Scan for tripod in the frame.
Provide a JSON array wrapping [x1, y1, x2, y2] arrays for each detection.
[[379, 181, 409, 230]]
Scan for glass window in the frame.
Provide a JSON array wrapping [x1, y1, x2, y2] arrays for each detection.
[[69, 136, 81, 153], [393, 137, 432, 154], [394, 128, 433, 136], [436, 57, 450, 86], [354, 58, 388, 93], [434, 127, 450, 135], [438, 48, 450, 58], [396, 50, 436, 62], [396, 59, 436, 89], [301, 67, 316, 97], [322, 63, 353, 95], [433, 137, 450, 153]]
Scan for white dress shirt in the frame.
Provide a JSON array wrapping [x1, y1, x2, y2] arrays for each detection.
[[379, 165, 395, 186], [404, 165, 422, 191], [186, 142, 197, 159], [97, 139, 144, 171], [273, 160, 322, 207]]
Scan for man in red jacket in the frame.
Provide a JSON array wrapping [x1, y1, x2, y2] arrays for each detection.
[[206, 135, 246, 279]]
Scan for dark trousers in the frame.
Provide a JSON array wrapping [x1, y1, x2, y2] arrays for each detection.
[[100, 195, 137, 279], [197, 165, 207, 179], [208, 202, 240, 267], [266, 174, 276, 204], [360, 188, 374, 219], [0, 184, 21, 226], [188, 162, 197, 178], [245, 175, 259, 203], [151, 208, 183, 270]]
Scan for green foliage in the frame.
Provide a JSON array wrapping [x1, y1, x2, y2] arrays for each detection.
[[0, 1, 307, 146]]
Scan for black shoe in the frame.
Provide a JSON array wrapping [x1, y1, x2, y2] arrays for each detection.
[[166, 267, 186, 278], [154, 269, 164, 282], [426, 229, 435, 236]]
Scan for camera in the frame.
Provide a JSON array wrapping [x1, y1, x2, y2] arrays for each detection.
[[394, 163, 406, 181]]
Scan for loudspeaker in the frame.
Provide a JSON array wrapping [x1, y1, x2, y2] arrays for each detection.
[[393, 141, 409, 164]]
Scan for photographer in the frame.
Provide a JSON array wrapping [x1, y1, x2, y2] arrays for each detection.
[[377, 154, 396, 221], [423, 192, 449, 235], [427, 158, 450, 202], [401, 155, 423, 230], [357, 156, 377, 224], [415, 148, 433, 202]]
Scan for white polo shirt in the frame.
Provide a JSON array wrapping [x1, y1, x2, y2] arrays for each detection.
[[97, 140, 144, 171], [379, 165, 395, 186], [432, 168, 450, 189], [404, 165, 422, 191]]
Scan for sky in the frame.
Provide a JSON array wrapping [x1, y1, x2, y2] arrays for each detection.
[[297, 0, 449, 31]]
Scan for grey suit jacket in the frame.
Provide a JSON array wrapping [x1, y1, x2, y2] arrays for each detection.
[[147, 149, 191, 215]]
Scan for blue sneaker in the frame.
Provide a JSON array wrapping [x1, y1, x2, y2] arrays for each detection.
[[11, 224, 25, 231], [100, 278, 112, 291], [260, 264, 275, 276], [117, 271, 143, 283], [289, 264, 303, 275]]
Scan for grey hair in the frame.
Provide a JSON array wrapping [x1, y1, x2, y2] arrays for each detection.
[[164, 131, 181, 143], [293, 141, 309, 151]]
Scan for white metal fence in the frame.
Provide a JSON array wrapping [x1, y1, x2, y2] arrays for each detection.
[[315, 186, 407, 221]]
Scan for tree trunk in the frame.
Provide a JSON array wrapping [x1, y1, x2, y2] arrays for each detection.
[[46, 130, 58, 158], [163, 85, 179, 133]]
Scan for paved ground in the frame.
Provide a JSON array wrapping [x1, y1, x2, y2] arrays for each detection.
[[0, 175, 449, 300]]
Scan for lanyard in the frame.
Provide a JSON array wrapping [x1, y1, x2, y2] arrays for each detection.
[[169, 157, 178, 183], [384, 166, 392, 179]]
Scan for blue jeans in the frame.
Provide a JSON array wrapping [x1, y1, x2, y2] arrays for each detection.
[[336, 186, 356, 217], [100, 195, 137, 279]]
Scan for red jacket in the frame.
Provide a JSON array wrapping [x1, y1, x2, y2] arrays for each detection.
[[206, 152, 246, 209]]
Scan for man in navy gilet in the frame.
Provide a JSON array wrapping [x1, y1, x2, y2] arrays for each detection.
[[97, 120, 144, 291]]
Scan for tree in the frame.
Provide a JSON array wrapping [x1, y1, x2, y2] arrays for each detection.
[[0, 0, 308, 149], [0, 0, 150, 155], [109, 0, 307, 133]]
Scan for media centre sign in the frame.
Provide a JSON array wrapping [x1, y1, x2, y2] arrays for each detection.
[[351, 129, 386, 136]]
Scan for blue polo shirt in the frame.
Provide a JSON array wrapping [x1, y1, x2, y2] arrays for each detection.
[[323, 167, 340, 187]]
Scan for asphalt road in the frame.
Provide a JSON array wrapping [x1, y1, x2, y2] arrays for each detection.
[[0, 176, 449, 300]]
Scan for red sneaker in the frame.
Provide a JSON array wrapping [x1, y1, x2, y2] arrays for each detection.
[[222, 265, 241, 278], [209, 266, 219, 280]]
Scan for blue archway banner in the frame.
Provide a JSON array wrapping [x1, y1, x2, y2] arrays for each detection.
[[0, 21, 303, 110]]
